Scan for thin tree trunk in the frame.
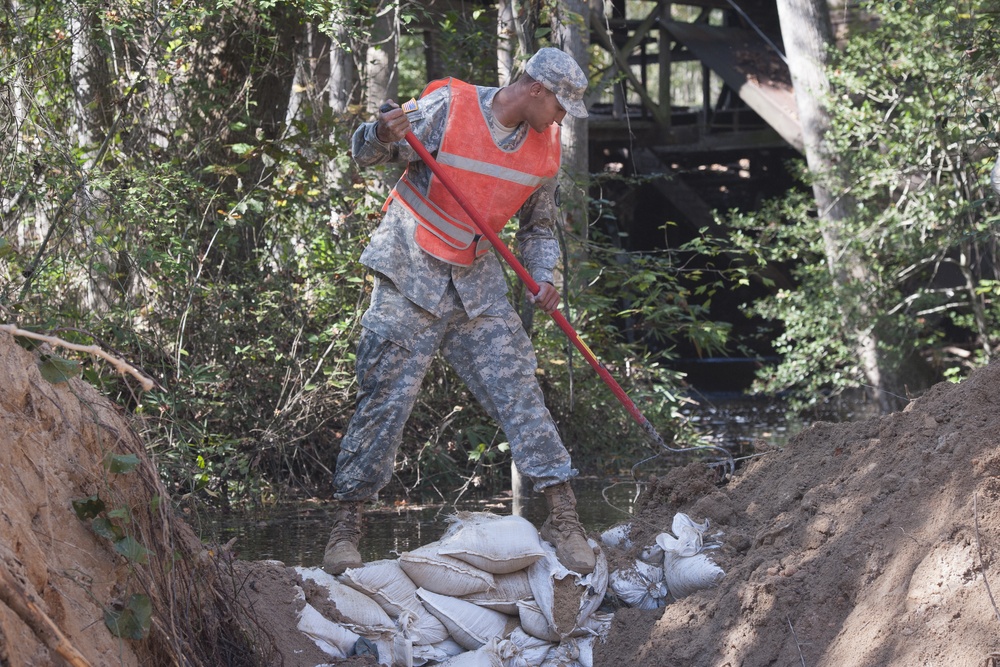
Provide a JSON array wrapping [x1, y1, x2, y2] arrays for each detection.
[[497, 0, 516, 85], [66, 2, 115, 310], [365, 1, 399, 113], [552, 0, 591, 243], [776, 0, 892, 411]]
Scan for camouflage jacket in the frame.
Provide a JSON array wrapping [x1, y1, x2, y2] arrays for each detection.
[[351, 83, 561, 319]]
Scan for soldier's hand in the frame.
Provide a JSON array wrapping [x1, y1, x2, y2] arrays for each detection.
[[530, 282, 560, 314], [375, 101, 411, 144]]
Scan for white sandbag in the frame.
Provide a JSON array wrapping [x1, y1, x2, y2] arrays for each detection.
[[412, 637, 466, 666], [654, 512, 712, 557], [608, 559, 668, 610], [516, 599, 561, 642], [461, 570, 533, 615], [296, 566, 396, 634], [570, 611, 613, 640], [542, 636, 596, 667], [508, 627, 555, 666], [393, 632, 414, 667], [526, 539, 609, 639], [599, 523, 633, 549], [297, 602, 358, 658], [416, 587, 514, 651], [654, 513, 725, 599], [663, 551, 724, 599], [435, 637, 509, 667], [438, 512, 547, 574], [400, 541, 496, 596], [340, 559, 449, 644]]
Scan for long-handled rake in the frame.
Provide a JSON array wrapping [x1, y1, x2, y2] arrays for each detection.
[[380, 100, 734, 477]]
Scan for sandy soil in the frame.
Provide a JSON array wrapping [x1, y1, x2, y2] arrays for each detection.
[[1, 329, 998, 666]]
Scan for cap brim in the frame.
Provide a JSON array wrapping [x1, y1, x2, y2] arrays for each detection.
[[558, 95, 588, 119]]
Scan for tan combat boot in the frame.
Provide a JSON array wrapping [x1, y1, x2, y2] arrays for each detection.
[[322, 501, 364, 575], [540, 482, 596, 575]]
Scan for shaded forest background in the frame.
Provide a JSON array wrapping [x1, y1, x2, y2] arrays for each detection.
[[1, 0, 998, 508]]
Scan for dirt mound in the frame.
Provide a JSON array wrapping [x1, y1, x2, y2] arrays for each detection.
[[596, 361, 1000, 666], [2, 324, 998, 666], [0, 332, 261, 666]]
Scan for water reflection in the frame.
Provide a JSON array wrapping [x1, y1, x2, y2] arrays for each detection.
[[197, 478, 641, 567], [198, 393, 873, 566]]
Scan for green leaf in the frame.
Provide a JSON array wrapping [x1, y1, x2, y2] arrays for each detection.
[[104, 594, 152, 640], [230, 143, 254, 156], [38, 355, 80, 384], [107, 507, 131, 521], [72, 495, 106, 520], [114, 536, 151, 565], [105, 453, 140, 474], [92, 517, 124, 541], [0, 238, 12, 259]]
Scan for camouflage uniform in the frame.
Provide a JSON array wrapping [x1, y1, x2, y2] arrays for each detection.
[[334, 82, 577, 502]]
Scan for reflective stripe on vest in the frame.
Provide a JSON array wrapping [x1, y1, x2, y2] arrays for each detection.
[[386, 78, 560, 266]]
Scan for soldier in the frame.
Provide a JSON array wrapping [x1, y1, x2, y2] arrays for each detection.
[[324, 48, 597, 576]]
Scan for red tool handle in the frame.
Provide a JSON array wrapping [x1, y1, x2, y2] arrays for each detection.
[[397, 127, 668, 449]]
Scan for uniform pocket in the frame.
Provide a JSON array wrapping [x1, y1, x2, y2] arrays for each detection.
[[360, 276, 438, 352]]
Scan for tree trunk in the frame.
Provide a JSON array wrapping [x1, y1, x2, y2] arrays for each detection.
[[776, 0, 892, 411], [66, 4, 115, 310], [496, 0, 516, 85], [364, 1, 399, 113], [285, 23, 331, 133], [67, 5, 112, 170], [551, 0, 591, 243]]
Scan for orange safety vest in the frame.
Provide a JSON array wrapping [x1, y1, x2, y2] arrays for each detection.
[[385, 78, 561, 266]]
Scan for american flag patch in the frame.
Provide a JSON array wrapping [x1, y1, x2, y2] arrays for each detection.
[[401, 98, 422, 120]]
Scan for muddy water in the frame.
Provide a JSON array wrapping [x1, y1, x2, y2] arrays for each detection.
[[197, 477, 641, 567], [199, 393, 872, 567]]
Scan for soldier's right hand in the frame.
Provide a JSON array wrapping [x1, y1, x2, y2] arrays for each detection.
[[375, 101, 411, 144]]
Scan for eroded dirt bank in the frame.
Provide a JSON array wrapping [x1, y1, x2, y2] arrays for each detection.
[[1, 329, 998, 666]]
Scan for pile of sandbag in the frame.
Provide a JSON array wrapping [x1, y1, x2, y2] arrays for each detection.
[[602, 512, 724, 611], [293, 510, 723, 666]]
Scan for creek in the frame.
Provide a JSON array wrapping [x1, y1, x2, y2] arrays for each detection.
[[199, 389, 873, 568]]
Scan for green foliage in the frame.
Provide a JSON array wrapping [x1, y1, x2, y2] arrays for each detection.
[[105, 594, 153, 641], [725, 0, 1000, 408], [1, 0, 745, 506]]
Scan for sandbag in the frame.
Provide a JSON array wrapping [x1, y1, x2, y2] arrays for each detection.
[[516, 599, 560, 642], [460, 570, 533, 615], [507, 627, 555, 666], [570, 611, 613, 640], [412, 637, 466, 666], [297, 602, 359, 659], [434, 636, 509, 667], [655, 513, 724, 599], [599, 524, 633, 549], [296, 567, 396, 634], [663, 551, 724, 599], [655, 512, 712, 557], [416, 587, 515, 651], [542, 636, 595, 667], [526, 539, 608, 639], [608, 558, 668, 610], [400, 541, 496, 596], [339, 559, 449, 644], [412, 637, 467, 666], [438, 512, 547, 574]]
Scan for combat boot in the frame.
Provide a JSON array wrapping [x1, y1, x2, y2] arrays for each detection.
[[322, 501, 364, 575], [540, 482, 596, 575]]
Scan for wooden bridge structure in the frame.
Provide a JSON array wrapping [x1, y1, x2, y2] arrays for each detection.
[[582, 0, 810, 254]]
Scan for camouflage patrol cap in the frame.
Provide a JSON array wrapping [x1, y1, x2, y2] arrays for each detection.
[[524, 47, 588, 119]]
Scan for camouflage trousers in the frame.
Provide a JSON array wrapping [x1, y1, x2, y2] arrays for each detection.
[[333, 275, 577, 502]]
